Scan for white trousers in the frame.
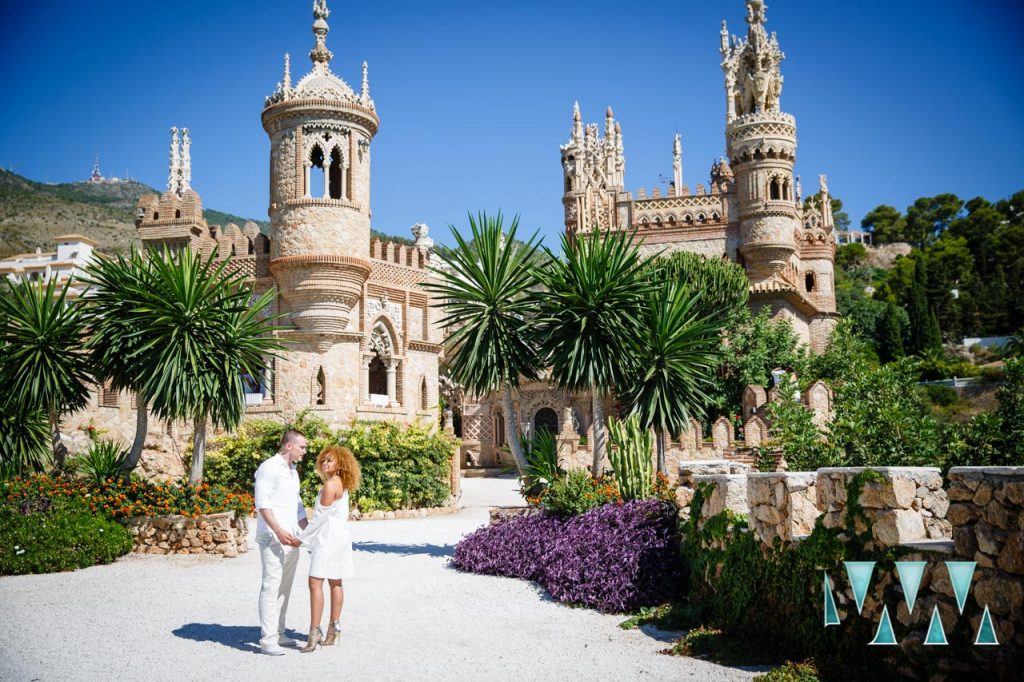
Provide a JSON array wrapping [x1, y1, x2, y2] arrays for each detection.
[[258, 536, 300, 649]]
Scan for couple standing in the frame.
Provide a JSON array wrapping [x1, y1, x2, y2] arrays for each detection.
[[254, 430, 361, 655]]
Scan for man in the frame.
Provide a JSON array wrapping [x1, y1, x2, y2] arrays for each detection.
[[255, 429, 309, 655]]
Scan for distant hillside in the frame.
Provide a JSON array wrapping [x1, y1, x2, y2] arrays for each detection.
[[0, 169, 269, 258], [0, 168, 415, 257]]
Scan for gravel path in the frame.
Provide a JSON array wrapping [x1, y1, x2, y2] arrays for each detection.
[[0, 476, 762, 681]]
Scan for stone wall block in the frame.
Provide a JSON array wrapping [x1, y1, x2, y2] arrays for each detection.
[[997, 532, 1024, 573], [693, 473, 748, 522], [873, 509, 926, 546]]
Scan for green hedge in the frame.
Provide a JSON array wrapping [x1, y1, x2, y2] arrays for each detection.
[[203, 411, 456, 513], [0, 499, 132, 575]]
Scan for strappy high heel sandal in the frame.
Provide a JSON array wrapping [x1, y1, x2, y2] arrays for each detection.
[[323, 620, 340, 646], [300, 626, 323, 653]]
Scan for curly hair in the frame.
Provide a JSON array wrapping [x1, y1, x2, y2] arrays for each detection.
[[315, 446, 361, 492]]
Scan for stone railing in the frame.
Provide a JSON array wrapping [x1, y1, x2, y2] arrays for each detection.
[[125, 511, 248, 557], [675, 463, 1024, 670]]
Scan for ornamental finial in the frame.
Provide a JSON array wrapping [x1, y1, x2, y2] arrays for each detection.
[[180, 128, 191, 194], [283, 53, 291, 95], [361, 61, 370, 101], [310, 0, 333, 67]]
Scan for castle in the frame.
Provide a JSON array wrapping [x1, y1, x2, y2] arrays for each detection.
[[460, 0, 839, 469], [67, 1, 444, 477]]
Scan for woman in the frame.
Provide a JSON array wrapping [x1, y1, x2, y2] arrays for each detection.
[[297, 445, 360, 652]]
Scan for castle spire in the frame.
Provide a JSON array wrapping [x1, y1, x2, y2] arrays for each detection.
[[572, 101, 583, 143], [180, 128, 191, 194], [673, 133, 682, 192], [167, 127, 180, 194], [361, 61, 370, 102], [283, 53, 291, 95], [310, 0, 333, 69]]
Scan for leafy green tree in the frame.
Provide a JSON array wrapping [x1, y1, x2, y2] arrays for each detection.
[[534, 229, 657, 477], [0, 278, 92, 469], [861, 205, 907, 244], [763, 375, 837, 471], [996, 357, 1024, 464], [82, 249, 156, 474], [804, 318, 876, 384], [829, 359, 942, 467], [621, 283, 724, 474], [0, 403, 50, 477], [645, 250, 749, 326], [907, 257, 941, 352], [835, 243, 867, 270], [905, 193, 964, 247], [425, 212, 544, 475], [126, 248, 283, 485]]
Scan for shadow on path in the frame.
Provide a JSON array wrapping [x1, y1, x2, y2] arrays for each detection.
[[172, 623, 303, 654], [353, 541, 454, 558]]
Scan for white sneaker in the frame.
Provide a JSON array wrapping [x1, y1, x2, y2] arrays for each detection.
[[261, 644, 287, 656], [278, 634, 298, 647]]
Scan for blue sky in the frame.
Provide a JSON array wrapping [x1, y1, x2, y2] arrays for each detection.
[[1, 1, 1022, 247]]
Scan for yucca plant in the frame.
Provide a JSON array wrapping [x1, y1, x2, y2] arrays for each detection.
[[621, 282, 725, 475], [519, 429, 562, 488], [73, 439, 129, 486], [533, 229, 658, 477], [123, 247, 284, 485], [607, 414, 653, 501], [0, 402, 50, 478], [424, 211, 544, 475], [0, 277, 92, 469]]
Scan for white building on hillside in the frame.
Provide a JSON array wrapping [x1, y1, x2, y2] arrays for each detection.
[[0, 234, 99, 295]]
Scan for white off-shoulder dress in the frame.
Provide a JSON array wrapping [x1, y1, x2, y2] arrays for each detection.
[[298, 489, 354, 580]]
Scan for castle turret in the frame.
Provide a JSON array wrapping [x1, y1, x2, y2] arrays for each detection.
[[722, 0, 836, 349], [560, 103, 626, 235], [262, 0, 378, 347]]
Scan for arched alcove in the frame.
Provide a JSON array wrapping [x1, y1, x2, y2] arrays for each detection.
[[533, 407, 559, 436]]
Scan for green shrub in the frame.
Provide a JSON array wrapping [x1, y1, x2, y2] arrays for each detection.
[[0, 403, 50, 478], [923, 384, 958, 407], [540, 469, 621, 516], [204, 411, 456, 513], [754, 661, 821, 682], [72, 439, 129, 486], [0, 500, 132, 575]]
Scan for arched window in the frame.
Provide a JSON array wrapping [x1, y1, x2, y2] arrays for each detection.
[[494, 413, 505, 447], [175, 209, 181, 219], [769, 178, 781, 200], [534, 407, 559, 436], [153, 212, 160, 220], [248, 238, 255, 255], [420, 376, 429, 411], [782, 179, 791, 201], [368, 356, 387, 396], [805, 272, 816, 292], [697, 212, 706, 223], [310, 146, 326, 198], [315, 366, 326, 405], [329, 148, 343, 199], [712, 211, 720, 221]]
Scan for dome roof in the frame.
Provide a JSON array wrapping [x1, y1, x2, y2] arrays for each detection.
[[293, 66, 356, 102]]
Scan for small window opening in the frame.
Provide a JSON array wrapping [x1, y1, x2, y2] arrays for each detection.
[[368, 356, 387, 396], [153, 211, 160, 220], [310, 146, 326, 198], [315, 366, 326, 405], [175, 209, 181, 219], [769, 178, 781, 200], [420, 377, 429, 411], [328, 148, 343, 199], [805, 272, 816, 293]]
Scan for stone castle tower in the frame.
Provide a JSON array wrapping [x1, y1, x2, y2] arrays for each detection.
[[560, 0, 837, 350], [132, 0, 443, 434]]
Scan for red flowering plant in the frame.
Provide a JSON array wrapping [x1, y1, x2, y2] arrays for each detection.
[[1, 474, 253, 520]]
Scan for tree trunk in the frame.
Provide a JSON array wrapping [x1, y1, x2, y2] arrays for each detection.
[[48, 406, 68, 471], [123, 398, 148, 475], [591, 391, 606, 478], [502, 385, 527, 476], [655, 427, 666, 477], [189, 418, 207, 486]]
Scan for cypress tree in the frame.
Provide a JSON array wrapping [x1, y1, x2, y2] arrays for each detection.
[[877, 302, 905, 363], [908, 258, 935, 353]]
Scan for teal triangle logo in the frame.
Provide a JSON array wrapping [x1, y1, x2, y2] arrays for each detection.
[[975, 605, 999, 645], [869, 605, 897, 645], [844, 561, 876, 614], [946, 561, 976, 614], [895, 561, 926, 616], [823, 571, 840, 626], [924, 605, 948, 645]]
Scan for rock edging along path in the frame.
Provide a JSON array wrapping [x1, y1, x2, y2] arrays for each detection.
[[0, 477, 758, 682]]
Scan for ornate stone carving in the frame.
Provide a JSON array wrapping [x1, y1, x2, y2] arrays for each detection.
[[367, 292, 402, 327]]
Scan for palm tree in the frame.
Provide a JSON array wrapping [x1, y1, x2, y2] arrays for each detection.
[[0, 277, 92, 470], [621, 283, 725, 475], [424, 211, 543, 475], [82, 249, 155, 475], [533, 229, 657, 477], [125, 248, 283, 485]]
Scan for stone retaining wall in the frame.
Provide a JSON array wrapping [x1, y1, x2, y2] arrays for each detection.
[[747, 471, 817, 543], [126, 511, 248, 557]]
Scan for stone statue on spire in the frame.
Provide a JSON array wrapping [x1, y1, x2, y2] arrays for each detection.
[[180, 128, 191, 194], [672, 133, 682, 193], [721, 0, 786, 118], [361, 61, 370, 103], [310, 0, 333, 67], [167, 127, 180, 194]]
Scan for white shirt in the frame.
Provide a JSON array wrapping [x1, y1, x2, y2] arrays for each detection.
[[254, 453, 307, 539]]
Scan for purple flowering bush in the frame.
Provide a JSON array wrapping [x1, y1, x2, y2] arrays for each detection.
[[452, 500, 682, 612]]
